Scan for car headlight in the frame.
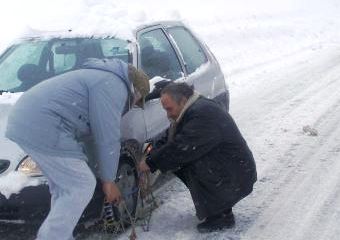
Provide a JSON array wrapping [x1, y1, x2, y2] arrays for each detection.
[[17, 156, 43, 176], [0, 159, 10, 174]]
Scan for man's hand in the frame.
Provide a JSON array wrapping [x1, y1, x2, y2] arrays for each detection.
[[139, 160, 150, 173], [102, 181, 122, 204]]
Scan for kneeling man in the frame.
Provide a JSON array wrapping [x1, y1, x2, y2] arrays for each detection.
[[139, 83, 257, 233]]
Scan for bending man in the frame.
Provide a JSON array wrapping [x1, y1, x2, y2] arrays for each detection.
[[6, 58, 149, 240]]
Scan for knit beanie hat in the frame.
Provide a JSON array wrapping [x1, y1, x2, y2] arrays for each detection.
[[128, 64, 150, 100]]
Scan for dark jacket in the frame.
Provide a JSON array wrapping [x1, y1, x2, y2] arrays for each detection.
[[146, 96, 257, 219]]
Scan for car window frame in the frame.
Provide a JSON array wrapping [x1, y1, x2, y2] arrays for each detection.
[[164, 25, 209, 76], [136, 25, 186, 80]]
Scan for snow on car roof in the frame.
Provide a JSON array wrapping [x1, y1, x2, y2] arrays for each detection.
[[1, 2, 184, 49], [16, 20, 185, 42], [0, 2, 185, 55], [19, 19, 140, 42]]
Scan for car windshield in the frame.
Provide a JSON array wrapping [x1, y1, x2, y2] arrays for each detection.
[[0, 38, 131, 93]]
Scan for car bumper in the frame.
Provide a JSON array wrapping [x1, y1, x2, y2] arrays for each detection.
[[0, 184, 50, 221], [0, 180, 104, 222]]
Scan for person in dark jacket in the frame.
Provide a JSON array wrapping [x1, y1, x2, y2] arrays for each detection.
[[139, 82, 257, 233], [6, 58, 149, 240]]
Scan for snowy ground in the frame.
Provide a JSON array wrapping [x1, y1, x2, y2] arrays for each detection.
[[1, 0, 340, 239]]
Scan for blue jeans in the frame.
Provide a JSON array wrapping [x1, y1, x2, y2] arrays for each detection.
[[20, 146, 96, 240]]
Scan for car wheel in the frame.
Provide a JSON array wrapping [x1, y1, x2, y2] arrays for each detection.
[[76, 157, 139, 236], [111, 157, 139, 225]]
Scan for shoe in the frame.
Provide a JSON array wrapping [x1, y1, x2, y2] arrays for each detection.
[[197, 211, 235, 233]]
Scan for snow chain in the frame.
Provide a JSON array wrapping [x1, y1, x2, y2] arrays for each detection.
[[101, 169, 158, 239]]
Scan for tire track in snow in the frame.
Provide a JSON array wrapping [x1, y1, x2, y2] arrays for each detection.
[[231, 46, 340, 239], [231, 46, 340, 176], [231, 46, 340, 138], [243, 96, 340, 240]]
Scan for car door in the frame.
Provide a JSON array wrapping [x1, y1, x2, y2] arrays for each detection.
[[137, 26, 186, 140]]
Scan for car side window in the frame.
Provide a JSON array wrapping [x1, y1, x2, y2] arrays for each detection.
[[167, 27, 207, 74], [139, 29, 183, 80]]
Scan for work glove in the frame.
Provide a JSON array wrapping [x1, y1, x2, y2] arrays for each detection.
[[145, 78, 171, 101]]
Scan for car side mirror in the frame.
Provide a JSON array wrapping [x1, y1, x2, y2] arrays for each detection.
[[145, 77, 171, 101]]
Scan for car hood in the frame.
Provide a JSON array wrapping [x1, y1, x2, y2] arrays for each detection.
[[0, 93, 26, 169]]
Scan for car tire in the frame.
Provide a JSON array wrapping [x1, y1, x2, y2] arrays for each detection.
[[115, 158, 138, 221], [109, 144, 140, 226]]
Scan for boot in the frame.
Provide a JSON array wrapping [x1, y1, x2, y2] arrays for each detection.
[[197, 209, 235, 233]]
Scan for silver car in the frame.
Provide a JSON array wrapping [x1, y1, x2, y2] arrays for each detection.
[[0, 21, 229, 225]]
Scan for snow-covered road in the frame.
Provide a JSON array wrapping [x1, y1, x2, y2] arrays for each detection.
[[110, 44, 340, 240], [1, 1, 340, 239], [232, 45, 340, 240]]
